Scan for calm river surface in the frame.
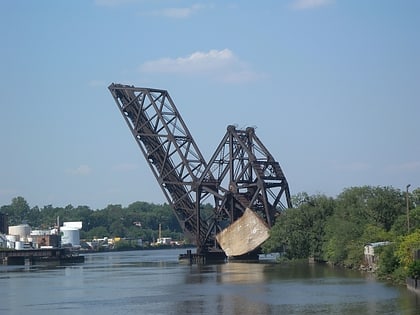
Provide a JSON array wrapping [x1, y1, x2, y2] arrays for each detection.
[[1, 248, 419, 315]]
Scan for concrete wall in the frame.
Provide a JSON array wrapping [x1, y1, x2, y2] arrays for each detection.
[[407, 278, 420, 294]]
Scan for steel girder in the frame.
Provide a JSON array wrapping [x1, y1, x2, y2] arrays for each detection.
[[108, 83, 292, 255], [108, 84, 212, 248], [199, 125, 292, 234]]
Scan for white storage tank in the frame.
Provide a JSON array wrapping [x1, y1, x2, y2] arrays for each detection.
[[63, 221, 82, 229], [60, 227, 80, 247], [15, 241, 24, 250], [8, 224, 31, 240]]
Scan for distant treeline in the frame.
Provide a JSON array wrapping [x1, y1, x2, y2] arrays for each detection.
[[0, 198, 186, 243]]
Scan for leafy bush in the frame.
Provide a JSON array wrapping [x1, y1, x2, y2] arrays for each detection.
[[377, 243, 399, 276], [407, 260, 420, 279]]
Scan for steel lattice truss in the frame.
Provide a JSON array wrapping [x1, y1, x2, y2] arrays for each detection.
[[109, 83, 292, 255]]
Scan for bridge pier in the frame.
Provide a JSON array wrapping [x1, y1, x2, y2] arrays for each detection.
[[179, 249, 227, 264]]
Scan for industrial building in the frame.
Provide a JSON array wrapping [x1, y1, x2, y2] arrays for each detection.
[[1, 221, 82, 250]]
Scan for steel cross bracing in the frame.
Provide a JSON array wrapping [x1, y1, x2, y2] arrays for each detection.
[[199, 125, 292, 232], [109, 83, 292, 255], [108, 84, 212, 250]]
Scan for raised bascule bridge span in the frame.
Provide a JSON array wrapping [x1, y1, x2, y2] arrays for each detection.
[[108, 83, 292, 262]]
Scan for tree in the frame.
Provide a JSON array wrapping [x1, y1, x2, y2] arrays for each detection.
[[407, 260, 420, 279], [84, 226, 108, 240], [412, 188, 420, 207], [109, 221, 125, 237], [263, 194, 334, 260], [377, 243, 400, 276], [366, 186, 405, 231], [395, 230, 420, 269], [1, 196, 31, 225], [323, 216, 362, 266]]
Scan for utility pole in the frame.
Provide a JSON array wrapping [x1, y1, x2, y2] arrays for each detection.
[[406, 184, 411, 234]]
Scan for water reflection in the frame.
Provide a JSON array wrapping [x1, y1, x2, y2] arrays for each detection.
[[179, 260, 420, 315], [1, 249, 419, 315], [180, 263, 273, 315]]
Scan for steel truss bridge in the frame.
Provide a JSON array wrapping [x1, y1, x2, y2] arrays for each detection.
[[109, 83, 292, 259]]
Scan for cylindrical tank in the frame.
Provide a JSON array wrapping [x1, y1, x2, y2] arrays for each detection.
[[15, 241, 23, 250], [8, 224, 31, 239], [60, 227, 80, 247]]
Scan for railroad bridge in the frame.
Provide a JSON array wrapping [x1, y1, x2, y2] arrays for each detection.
[[109, 84, 292, 260]]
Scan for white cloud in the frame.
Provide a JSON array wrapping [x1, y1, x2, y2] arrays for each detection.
[[145, 4, 213, 19], [66, 165, 92, 176], [158, 4, 209, 19], [290, 0, 334, 10], [140, 49, 264, 83]]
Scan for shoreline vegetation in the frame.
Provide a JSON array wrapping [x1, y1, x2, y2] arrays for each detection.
[[1, 185, 420, 284], [261, 186, 420, 286]]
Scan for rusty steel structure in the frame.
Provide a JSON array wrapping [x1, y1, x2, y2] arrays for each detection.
[[108, 83, 292, 258]]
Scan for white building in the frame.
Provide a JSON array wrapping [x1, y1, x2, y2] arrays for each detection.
[[364, 241, 390, 268], [156, 237, 172, 245]]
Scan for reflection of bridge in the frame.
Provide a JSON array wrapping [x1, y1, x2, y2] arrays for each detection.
[[109, 84, 292, 259]]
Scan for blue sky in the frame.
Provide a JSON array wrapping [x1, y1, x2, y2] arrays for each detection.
[[1, 0, 419, 209]]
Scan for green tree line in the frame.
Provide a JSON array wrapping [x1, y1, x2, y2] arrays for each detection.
[[263, 185, 420, 282], [0, 198, 185, 243]]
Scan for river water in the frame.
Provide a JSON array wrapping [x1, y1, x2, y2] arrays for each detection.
[[0, 248, 419, 315]]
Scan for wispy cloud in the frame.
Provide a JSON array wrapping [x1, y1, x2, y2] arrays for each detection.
[[140, 49, 265, 83], [153, 4, 210, 19], [290, 0, 334, 10], [66, 165, 92, 176], [95, 1, 212, 17]]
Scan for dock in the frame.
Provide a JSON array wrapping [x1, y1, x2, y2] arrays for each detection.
[[0, 248, 84, 265]]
